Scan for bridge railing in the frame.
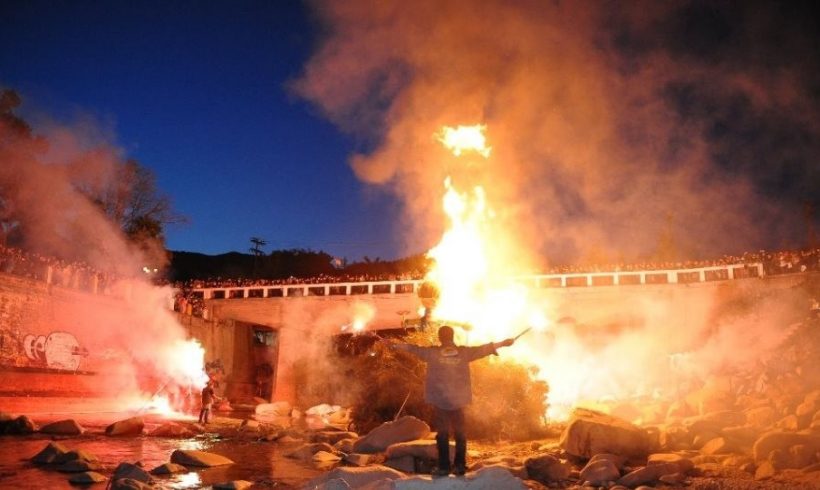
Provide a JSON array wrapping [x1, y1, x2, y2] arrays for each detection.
[[190, 262, 766, 300]]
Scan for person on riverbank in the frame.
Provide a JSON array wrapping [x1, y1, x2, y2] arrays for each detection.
[[198, 380, 218, 424], [386, 326, 515, 476]]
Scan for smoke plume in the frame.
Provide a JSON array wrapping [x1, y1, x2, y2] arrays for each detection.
[[0, 93, 200, 405], [294, 0, 820, 265]]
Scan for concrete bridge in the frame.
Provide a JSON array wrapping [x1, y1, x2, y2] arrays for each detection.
[[188, 262, 765, 300]]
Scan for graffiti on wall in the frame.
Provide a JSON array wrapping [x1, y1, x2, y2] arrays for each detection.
[[1, 329, 89, 371], [0, 295, 89, 371]]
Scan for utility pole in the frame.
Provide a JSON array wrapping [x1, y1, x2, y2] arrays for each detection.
[[249, 237, 268, 278]]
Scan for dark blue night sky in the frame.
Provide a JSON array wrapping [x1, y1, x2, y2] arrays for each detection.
[[0, 1, 405, 260], [2, 1, 819, 265]]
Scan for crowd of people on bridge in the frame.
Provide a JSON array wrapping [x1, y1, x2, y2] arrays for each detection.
[[0, 244, 116, 292], [2, 243, 819, 313], [545, 249, 820, 275]]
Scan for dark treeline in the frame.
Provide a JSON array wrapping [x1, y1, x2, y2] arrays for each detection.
[[169, 249, 430, 282]]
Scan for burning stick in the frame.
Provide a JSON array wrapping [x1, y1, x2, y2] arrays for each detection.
[[514, 327, 532, 341]]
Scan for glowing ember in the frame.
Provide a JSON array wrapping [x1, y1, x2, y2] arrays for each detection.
[[436, 124, 492, 158]]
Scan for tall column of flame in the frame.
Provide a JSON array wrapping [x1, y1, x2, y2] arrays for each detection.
[[426, 124, 540, 341], [425, 124, 603, 420]]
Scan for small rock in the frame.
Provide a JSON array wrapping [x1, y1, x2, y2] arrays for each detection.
[[213, 481, 253, 490], [313, 450, 342, 462], [40, 419, 84, 435], [148, 422, 195, 438], [334, 438, 356, 453], [106, 417, 144, 436], [345, 453, 374, 466], [57, 460, 103, 473], [55, 450, 99, 465], [525, 454, 570, 483], [588, 453, 626, 470], [112, 462, 153, 483], [31, 441, 70, 464], [150, 463, 188, 475], [312, 430, 358, 445], [68, 471, 107, 485], [110, 478, 154, 490], [618, 462, 680, 487], [286, 442, 335, 460], [579, 459, 620, 485], [170, 449, 234, 467], [755, 460, 777, 480], [700, 437, 734, 455]]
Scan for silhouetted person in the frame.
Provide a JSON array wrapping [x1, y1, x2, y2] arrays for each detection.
[[388, 326, 515, 476], [198, 380, 217, 424]]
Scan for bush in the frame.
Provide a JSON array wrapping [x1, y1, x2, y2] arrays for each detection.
[[291, 328, 549, 440]]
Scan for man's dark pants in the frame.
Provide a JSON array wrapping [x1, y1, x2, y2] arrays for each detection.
[[433, 406, 466, 472]]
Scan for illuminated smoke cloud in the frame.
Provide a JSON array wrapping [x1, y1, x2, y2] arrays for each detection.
[[294, 0, 819, 264]]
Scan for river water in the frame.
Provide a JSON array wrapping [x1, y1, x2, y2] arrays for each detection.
[[0, 413, 324, 489]]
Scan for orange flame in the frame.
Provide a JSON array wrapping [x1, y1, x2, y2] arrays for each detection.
[[425, 123, 596, 420], [436, 124, 492, 158]]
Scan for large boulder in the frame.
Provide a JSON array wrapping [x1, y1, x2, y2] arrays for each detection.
[[170, 449, 234, 467], [0, 414, 37, 435], [524, 454, 570, 484], [31, 441, 70, 464], [386, 440, 454, 461], [753, 431, 820, 461], [579, 459, 620, 485], [618, 462, 682, 487], [305, 465, 405, 489], [106, 417, 144, 437], [559, 409, 650, 459], [40, 419, 83, 435], [394, 466, 527, 489], [353, 416, 431, 454]]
